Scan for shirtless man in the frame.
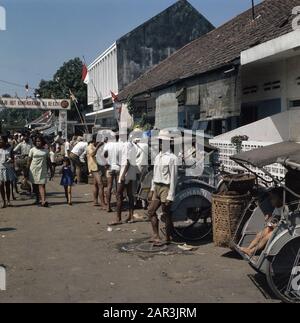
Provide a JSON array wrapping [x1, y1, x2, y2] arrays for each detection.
[[240, 187, 287, 257]]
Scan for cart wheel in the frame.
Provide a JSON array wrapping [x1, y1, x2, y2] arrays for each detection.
[[266, 237, 300, 303], [171, 188, 212, 242]]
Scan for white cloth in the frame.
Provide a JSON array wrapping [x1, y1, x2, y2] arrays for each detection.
[[13, 141, 32, 156], [104, 141, 123, 172], [135, 142, 149, 172], [151, 151, 178, 201], [49, 151, 55, 163], [96, 143, 107, 166], [0, 148, 12, 169], [71, 141, 88, 157], [64, 141, 71, 157], [119, 142, 138, 183]]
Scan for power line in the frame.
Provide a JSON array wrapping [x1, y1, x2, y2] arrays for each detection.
[[0, 79, 36, 90]]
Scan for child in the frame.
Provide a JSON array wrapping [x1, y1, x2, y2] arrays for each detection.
[[60, 157, 74, 206]]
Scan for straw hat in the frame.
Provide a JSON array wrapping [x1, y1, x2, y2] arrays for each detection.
[[157, 129, 182, 144]]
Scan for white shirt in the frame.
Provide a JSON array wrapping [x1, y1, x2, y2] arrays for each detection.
[[96, 143, 107, 166], [104, 141, 123, 172], [13, 141, 32, 156], [119, 142, 138, 183], [49, 151, 55, 163], [135, 142, 149, 172], [152, 151, 178, 201], [64, 141, 71, 157], [71, 141, 88, 157]]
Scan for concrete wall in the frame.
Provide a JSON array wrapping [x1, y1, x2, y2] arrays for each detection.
[[155, 87, 178, 129], [212, 110, 300, 143], [199, 75, 241, 120], [241, 54, 300, 112], [116, 0, 214, 90]]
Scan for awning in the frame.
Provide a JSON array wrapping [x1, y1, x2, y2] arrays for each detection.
[[280, 152, 300, 171], [231, 142, 300, 168], [85, 107, 114, 118]]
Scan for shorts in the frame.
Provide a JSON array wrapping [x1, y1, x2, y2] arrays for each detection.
[[152, 183, 170, 204], [106, 169, 120, 178], [69, 153, 81, 167], [98, 165, 106, 177]]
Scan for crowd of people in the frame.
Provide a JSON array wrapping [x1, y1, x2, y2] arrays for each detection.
[[0, 128, 179, 246]]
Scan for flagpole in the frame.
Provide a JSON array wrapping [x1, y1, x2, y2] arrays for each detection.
[[82, 56, 103, 128], [69, 89, 89, 134]]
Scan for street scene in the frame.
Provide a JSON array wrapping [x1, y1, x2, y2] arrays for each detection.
[[1, 0, 300, 306]]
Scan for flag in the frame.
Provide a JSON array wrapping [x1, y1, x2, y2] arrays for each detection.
[[82, 64, 89, 84], [110, 91, 118, 102]]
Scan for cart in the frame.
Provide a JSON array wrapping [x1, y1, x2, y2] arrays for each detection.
[[230, 142, 300, 303], [137, 130, 220, 242]]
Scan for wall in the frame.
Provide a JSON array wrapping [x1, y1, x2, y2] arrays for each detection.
[[155, 87, 178, 129], [241, 54, 300, 112], [88, 44, 118, 106], [116, 0, 214, 91]]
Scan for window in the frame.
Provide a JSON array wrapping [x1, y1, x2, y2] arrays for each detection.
[[289, 100, 300, 109], [263, 80, 281, 91], [242, 85, 258, 95]]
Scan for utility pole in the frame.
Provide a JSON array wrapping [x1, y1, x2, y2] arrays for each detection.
[[252, 0, 255, 20]]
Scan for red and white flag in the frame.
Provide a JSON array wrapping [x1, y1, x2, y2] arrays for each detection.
[[110, 91, 118, 102], [82, 64, 90, 84]]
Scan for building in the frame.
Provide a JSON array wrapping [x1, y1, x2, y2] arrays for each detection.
[[86, 0, 214, 127], [118, 0, 300, 135]]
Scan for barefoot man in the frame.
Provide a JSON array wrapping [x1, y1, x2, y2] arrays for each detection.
[[240, 187, 288, 257], [148, 131, 178, 246]]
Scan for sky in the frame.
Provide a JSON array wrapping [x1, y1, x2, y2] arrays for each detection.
[[0, 0, 262, 97]]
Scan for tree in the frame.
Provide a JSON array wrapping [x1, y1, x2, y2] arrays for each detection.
[[36, 57, 87, 120], [0, 94, 42, 131]]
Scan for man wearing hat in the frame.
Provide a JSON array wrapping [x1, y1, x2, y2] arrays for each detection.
[[148, 130, 179, 246]]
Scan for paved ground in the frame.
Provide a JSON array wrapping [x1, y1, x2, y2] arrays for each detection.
[[0, 179, 277, 303]]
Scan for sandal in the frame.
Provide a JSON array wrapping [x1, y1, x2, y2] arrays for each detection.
[[41, 202, 49, 208]]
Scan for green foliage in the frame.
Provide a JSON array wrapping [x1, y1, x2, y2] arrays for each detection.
[[127, 97, 152, 130], [36, 57, 87, 120], [231, 135, 249, 153], [0, 94, 42, 130]]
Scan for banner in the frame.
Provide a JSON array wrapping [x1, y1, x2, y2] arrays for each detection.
[[0, 97, 71, 110]]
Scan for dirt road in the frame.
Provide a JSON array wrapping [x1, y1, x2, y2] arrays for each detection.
[[0, 179, 275, 303]]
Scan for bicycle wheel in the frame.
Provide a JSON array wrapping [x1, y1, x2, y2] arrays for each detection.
[[266, 237, 300, 303], [172, 188, 212, 241]]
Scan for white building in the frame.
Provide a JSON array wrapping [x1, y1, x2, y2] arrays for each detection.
[[87, 43, 118, 108], [210, 29, 300, 177], [240, 30, 300, 125], [85, 0, 215, 127]]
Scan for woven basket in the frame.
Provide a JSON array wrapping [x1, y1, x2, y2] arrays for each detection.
[[221, 174, 256, 195], [212, 192, 250, 248]]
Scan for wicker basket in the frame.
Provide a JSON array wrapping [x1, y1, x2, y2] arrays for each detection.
[[221, 174, 256, 195], [212, 192, 250, 248]]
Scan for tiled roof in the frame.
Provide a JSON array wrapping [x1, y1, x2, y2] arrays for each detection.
[[118, 0, 299, 101]]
